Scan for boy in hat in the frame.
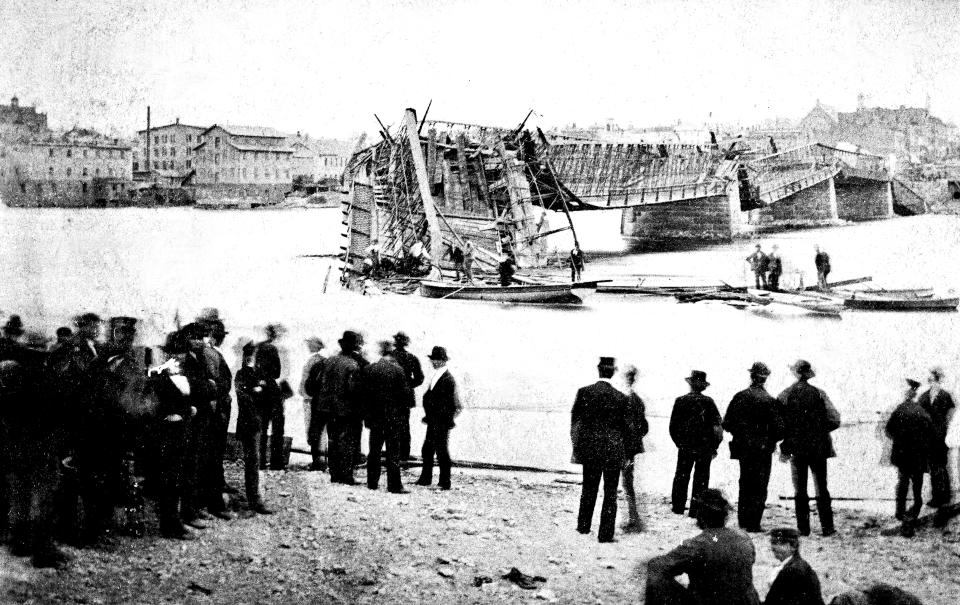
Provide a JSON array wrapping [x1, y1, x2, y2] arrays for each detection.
[[777, 360, 840, 537], [416, 346, 462, 490], [765, 527, 824, 605], [234, 341, 274, 514], [571, 356, 632, 542], [670, 370, 723, 518], [391, 331, 424, 462], [646, 489, 760, 605], [885, 379, 934, 523], [723, 361, 783, 532]]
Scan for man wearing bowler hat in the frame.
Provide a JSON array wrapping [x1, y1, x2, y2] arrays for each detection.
[[571, 356, 632, 543], [777, 360, 840, 537], [416, 346, 461, 490], [670, 370, 723, 519], [319, 331, 363, 484], [391, 331, 424, 462], [723, 362, 783, 532]]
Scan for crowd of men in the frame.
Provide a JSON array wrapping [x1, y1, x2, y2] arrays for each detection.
[[572, 355, 949, 603], [0, 312, 462, 569], [746, 243, 831, 292]]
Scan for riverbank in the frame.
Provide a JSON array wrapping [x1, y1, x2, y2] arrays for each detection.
[[3, 464, 959, 604]]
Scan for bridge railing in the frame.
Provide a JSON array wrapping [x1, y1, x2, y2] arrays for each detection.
[[575, 178, 728, 208]]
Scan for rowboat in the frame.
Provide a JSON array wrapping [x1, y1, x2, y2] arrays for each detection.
[[839, 287, 935, 298], [419, 280, 599, 304], [597, 284, 732, 295], [842, 294, 959, 311], [748, 289, 845, 316]]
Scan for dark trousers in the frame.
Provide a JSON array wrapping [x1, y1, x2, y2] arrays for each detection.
[[768, 271, 781, 292], [7, 445, 60, 559], [367, 424, 403, 491], [201, 405, 228, 512], [238, 424, 263, 506], [328, 415, 356, 483], [180, 412, 208, 520], [350, 418, 364, 464], [78, 440, 122, 542], [399, 408, 412, 461], [210, 401, 231, 491], [418, 424, 451, 488], [577, 464, 620, 542], [737, 454, 772, 530], [259, 397, 286, 470], [895, 464, 924, 520], [754, 271, 768, 289], [790, 455, 834, 534], [672, 448, 713, 517], [156, 421, 187, 534], [928, 457, 952, 505]]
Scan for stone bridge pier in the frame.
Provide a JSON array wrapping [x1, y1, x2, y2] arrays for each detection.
[[834, 176, 893, 221]]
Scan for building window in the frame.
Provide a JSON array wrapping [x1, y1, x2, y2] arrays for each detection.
[[66, 148, 72, 158], [22, 183, 28, 194], [153, 148, 158, 157], [120, 150, 125, 159], [171, 147, 176, 157], [48, 148, 54, 157], [83, 149, 88, 158], [82, 182, 87, 194], [48, 166, 53, 178], [214, 137, 220, 148], [214, 153, 220, 164], [186, 159, 191, 168], [133, 162, 139, 171], [152, 162, 157, 170], [185, 147, 191, 157], [242, 167, 247, 179], [82, 167, 88, 176], [66, 167, 71, 176], [154, 136, 159, 144], [95, 168, 101, 176], [162, 135, 167, 143], [51, 182, 57, 192], [170, 135, 176, 143], [162, 161, 167, 170], [187, 134, 192, 143], [108, 167, 114, 177]]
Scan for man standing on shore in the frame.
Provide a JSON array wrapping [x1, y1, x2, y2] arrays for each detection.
[[570, 243, 585, 283], [571, 356, 632, 543], [255, 324, 289, 471], [917, 368, 954, 508], [670, 370, 723, 519], [234, 341, 274, 515], [621, 365, 648, 533], [885, 379, 934, 522], [391, 332, 423, 462], [777, 360, 840, 537], [416, 346, 461, 490], [301, 337, 328, 471], [723, 362, 782, 532], [814, 245, 831, 290], [320, 331, 362, 485], [359, 341, 409, 493], [199, 317, 235, 518], [746, 244, 769, 290], [463, 238, 475, 284]]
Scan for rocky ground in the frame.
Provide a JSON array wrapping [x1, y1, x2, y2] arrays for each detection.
[[3, 463, 960, 604]]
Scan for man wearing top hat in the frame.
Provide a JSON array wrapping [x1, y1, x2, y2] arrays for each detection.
[[723, 362, 783, 532], [391, 331, 424, 462], [764, 527, 825, 605], [571, 356, 632, 543], [319, 331, 363, 484], [885, 379, 935, 523], [670, 370, 723, 519], [777, 360, 840, 537], [646, 489, 760, 605], [416, 346, 461, 490], [917, 367, 954, 508]]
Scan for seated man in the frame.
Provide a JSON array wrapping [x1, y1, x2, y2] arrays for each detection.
[[765, 527, 824, 605], [645, 489, 760, 605]]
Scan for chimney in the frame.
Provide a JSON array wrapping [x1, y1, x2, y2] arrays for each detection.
[[176, 117, 180, 124]]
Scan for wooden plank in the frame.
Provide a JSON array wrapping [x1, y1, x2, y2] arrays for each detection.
[[402, 109, 444, 268], [802, 276, 873, 291]]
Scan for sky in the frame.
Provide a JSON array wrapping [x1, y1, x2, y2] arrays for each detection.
[[1, 0, 958, 140]]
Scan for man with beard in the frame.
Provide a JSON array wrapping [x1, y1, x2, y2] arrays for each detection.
[[358, 341, 410, 493], [391, 332, 423, 462], [319, 331, 362, 484], [723, 362, 783, 532]]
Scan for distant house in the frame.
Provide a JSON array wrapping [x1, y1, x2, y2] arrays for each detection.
[[286, 132, 349, 185], [798, 100, 838, 143], [191, 123, 295, 204]]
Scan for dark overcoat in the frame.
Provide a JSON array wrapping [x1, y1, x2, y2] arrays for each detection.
[[885, 399, 935, 470], [723, 385, 782, 458], [571, 380, 631, 466], [669, 392, 723, 454], [422, 370, 461, 429], [918, 388, 954, 464], [358, 357, 409, 429], [777, 381, 840, 459], [318, 353, 360, 418], [764, 554, 825, 605]]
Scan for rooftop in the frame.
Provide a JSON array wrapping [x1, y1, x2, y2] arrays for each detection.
[[205, 123, 287, 139]]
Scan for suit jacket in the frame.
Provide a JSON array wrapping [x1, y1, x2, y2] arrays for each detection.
[[918, 388, 954, 461], [358, 357, 409, 429], [318, 352, 360, 418], [571, 380, 631, 466], [235, 365, 268, 434], [254, 341, 282, 381], [202, 345, 233, 415], [625, 391, 649, 456], [670, 392, 723, 453], [392, 348, 424, 408], [423, 369, 461, 429], [885, 399, 935, 470], [646, 526, 760, 605], [777, 381, 840, 459], [765, 555, 824, 605], [724, 385, 782, 458]]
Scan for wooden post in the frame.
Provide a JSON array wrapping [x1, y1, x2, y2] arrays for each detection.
[[403, 108, 444, 270]]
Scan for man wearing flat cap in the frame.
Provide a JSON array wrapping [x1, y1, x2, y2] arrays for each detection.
[[885, 379, 934, 523], [777, 360, 840, 537], [391, 331, 424, 462], [723, 362, 783, 532], [571, 356, 632, 543], [646, 489, 760, 605], [764, 527, 824, 605], [670, 370, 723, 519], [416, 346, 461, 490], [318, 331, 363, 484]]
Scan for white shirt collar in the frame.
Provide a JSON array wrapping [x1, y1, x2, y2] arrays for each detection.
[[598, 377, 612, 384], [430, 366, 448, 390]]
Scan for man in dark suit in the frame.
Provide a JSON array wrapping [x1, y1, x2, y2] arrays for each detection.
[[571, 356, 631, 543], [670, 370, 723, 519], [917, 367, 954, 507], [198, 318, 235, 518], [646, 489, 760, 605], [319, 331, 362, 485], [359, 341, 410, 493], [416, 346, 461, 490], [765, 527, 825, 605], [234, 341, 274, 515], [887, 379, 935, 521], [255, 324, 288, 471], [392, 331, 424, 462], [723, 361, 783, 532], [778, 360, 840, 537]]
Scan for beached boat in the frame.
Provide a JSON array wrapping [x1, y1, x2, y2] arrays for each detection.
[[748, 289, 845, 316], [597, 283, 734, 295], [843, 294, 959, 311], [839, 287, 935, 298], [419, 280, 598, 304]]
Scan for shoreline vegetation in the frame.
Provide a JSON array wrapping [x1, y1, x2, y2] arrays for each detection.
[[3, 464, 959, 604]]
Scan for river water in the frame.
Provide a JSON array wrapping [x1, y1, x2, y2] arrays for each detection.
[[2, 204, 959, 506]]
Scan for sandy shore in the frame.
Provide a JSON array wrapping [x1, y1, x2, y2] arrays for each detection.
[[3, 463, 960, 604]]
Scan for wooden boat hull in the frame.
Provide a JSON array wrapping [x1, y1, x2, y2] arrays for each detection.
[[419, 280, 596, 304], [841, 288, 935, 298], [843, 296, 959, 311], [747, 289, 844, 316], [597, 284, 734, 295]]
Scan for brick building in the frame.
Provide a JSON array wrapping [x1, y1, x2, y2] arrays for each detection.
[[192, 124, 294, 204], [134, 118, 205, 175], [0, 128, 133, 207], [0, 95, 48, 139]]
